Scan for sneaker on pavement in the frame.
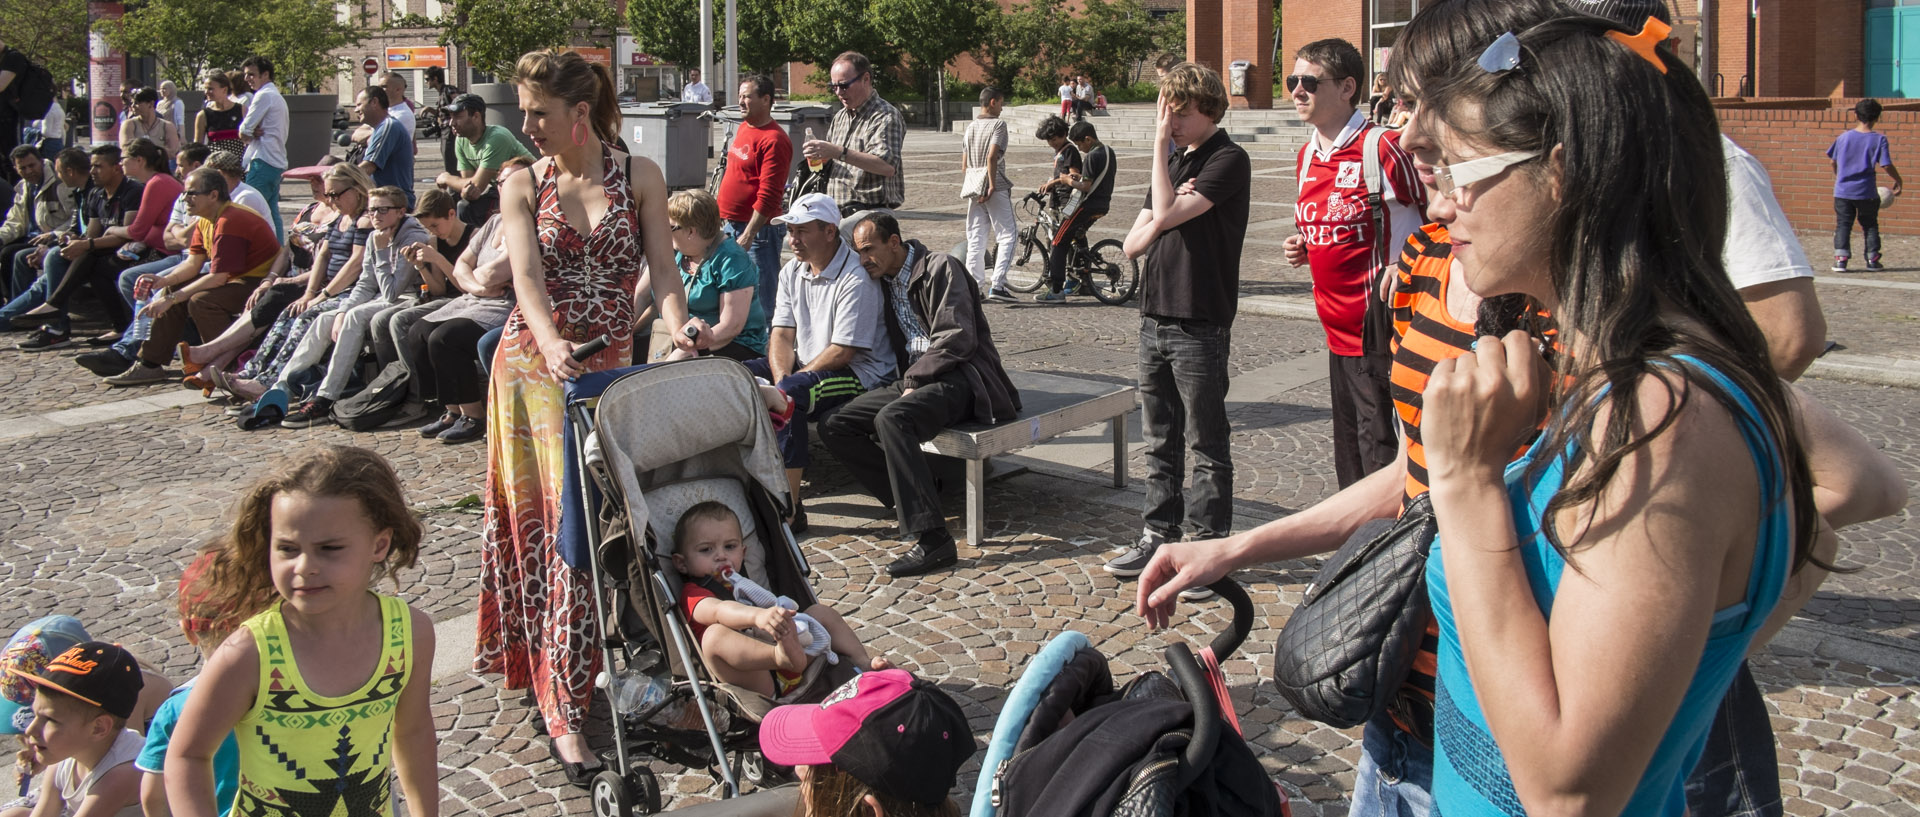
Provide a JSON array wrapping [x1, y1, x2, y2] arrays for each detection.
[[987, 287, 1016, 303], [1866, 256, 1886, 272], [281, 398, 335, 429], [1034, 289, 1068, 303], [103, 362, 167, 386], [17, 326, 71, 351], [1832, 257, 1849, 272], [1104, 530, 1168, 577], [419, 412, 459, 438], [76, 349, 133, 377], [1178, 584, 1217, 601], [437, 414, 486, 444]]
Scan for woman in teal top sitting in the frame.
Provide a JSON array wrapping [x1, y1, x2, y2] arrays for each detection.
[[1409, 17, 1826, 816], [657, 188, 769, 361]]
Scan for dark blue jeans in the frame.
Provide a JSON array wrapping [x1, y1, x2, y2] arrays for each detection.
[[742, 358, 866, 469], [724, 219, 786, 320], [1351, 712, 1435, 817], [1834, 197, 1880, 262], [1137, 315, 1233, 540]]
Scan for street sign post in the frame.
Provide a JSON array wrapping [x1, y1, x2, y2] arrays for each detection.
[[363, 57, 380, 77]]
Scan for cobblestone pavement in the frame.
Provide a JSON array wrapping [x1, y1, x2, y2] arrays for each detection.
[[2, 129, 1916, 816]]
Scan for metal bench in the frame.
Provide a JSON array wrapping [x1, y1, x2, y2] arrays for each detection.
[[919, 370, 1136, 546]]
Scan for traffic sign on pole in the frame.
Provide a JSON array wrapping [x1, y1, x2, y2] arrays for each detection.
[[363, 56, 380, 76]]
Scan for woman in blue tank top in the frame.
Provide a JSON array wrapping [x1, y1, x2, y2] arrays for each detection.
[[1407, 17, 1823, 816]]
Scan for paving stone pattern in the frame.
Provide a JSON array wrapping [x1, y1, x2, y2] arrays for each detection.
[[1, 130, 1915, 816]]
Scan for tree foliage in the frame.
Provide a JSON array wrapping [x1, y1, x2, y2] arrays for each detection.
[[1059, 0, 1162, 89], [441, 0, 621, 80], [0, 0, 89, 84], [100, 0, 361, 91], [779, 0, 901, 89], [970, 0, 1069, 100], [624, 0, 794, 76], [869, 0, 988, 79]]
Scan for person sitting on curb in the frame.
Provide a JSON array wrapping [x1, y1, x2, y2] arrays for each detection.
[[822, 213, 1021, 578], [739, 193, 897, 533]]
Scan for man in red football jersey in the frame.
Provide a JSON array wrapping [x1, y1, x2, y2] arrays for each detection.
[[1282, 39, 1427, 488]]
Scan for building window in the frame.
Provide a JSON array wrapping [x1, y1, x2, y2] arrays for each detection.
[[1368, 0, 1422, 79]]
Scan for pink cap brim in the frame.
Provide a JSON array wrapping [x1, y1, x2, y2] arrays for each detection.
[[758, 702, 835, 767], [283, 165, 330, 182]]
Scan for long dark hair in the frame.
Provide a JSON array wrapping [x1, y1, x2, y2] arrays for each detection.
[[516, 49, 620, 146], [1420, 16, 1818, 570]]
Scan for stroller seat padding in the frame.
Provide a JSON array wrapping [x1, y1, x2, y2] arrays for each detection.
[[644, 476, 769, 583]]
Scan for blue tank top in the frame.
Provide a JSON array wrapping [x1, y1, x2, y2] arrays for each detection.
[[1425, 356, 1793, 815]]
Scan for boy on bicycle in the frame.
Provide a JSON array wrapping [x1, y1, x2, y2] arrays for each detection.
[[1036, 121, 1115, 303]]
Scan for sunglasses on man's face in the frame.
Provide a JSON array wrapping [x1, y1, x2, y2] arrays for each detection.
[[827, 73, 866, 93], [368, 205, 403, 215], [1285, 74, 1335, 94]]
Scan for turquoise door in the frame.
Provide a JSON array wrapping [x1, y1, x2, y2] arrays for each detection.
[[1868, 6, 1920, 98]]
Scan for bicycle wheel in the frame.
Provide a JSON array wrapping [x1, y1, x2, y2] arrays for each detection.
[[1085, 239, 1139, 305], [1008, 232, 1050, 293], [705, 160, 726, 196]]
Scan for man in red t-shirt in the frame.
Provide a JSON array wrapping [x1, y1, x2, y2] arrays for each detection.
[[717, 74, 795, 319], [1282, 38, 1427, 488]]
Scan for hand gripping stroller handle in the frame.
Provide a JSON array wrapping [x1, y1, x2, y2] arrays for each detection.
[[1209, 578, 1256, 661], [570, 335, 610, 362], [1167, 642, 1218, 789]]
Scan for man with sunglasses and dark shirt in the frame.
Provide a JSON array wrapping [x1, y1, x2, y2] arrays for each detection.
[[804, 51, 904, 234], [1281, 38, 1426, 490]]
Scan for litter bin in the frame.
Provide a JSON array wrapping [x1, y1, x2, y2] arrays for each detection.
[[620, 102, 711, 189], [470, 83, 535, 153], [1229, 60, 1251, 97], [773, 105, 832, 174]]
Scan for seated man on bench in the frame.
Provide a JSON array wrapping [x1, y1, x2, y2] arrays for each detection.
[[743, 193, 897, 533], [823, 214, 1021, 577]]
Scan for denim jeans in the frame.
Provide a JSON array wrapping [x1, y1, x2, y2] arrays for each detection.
[[1685, 662, 1784, 817], [723, 219, 786, 320], [0, 250, 70, 331], [1834, 197, 1880, 262], [964, 187, 1016, 292], [478, 326, 504, 375], [246, 159, 285, 237], [1350, 714, 1435, 817], [1138, 315, 1233, 540], [742, 358, 867, 469]]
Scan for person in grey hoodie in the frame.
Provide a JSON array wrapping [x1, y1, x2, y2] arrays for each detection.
[[277, 185, 427, 427]]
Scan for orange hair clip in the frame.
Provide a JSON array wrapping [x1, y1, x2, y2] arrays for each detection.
[[1607, 16, 1671, 74]]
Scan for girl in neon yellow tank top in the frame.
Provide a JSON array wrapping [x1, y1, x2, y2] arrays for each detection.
[[161, 446, 439, 817]]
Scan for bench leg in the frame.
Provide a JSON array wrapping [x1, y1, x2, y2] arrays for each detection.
[[966, 457, 986, 549], [1110, 415, 1128, 488]]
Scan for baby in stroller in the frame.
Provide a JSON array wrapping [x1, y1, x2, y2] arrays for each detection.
[[673, 501, 891, 699]]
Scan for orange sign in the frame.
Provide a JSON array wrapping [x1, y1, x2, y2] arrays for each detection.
[[564, 47, 613, 68], [385, 46, 448, 70]]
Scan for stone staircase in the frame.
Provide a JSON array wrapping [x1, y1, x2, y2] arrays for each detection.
[[987, 102, 1311, 160]]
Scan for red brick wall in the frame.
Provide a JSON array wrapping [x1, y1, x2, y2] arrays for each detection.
[[1718, 102, 1918, 237], [1280, 0, 1365, 77], [1754, 0, 1862, 98], [1189, 0, 1225, 71], [1221, 0, 1273, 108]]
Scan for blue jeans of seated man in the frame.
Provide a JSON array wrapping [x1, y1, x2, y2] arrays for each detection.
[[109, 256, 189, 360], [723, 219, 786, 320], [0, 250, 72, 331], [246, 159, 285, 237], [478, 326, 504, 375], [741, 357, 867, 469], [1350, 713, 1434, 817], [1138, 315, 1233, 540]]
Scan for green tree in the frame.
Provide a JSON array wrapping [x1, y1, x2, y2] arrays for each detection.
[[1062, 0, 1160, 89], [779, 0, 901, 91], [442, 0, 621, 80], [970, 0, 1070, 100], [869, 0, 988, 125], [96, 0, 255, 87], [0, 0, 89, 84], [251, 0, 366, 92], [623, 0, 793, 80]]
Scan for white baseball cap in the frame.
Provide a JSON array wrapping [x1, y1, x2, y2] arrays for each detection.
[[772, 193, 842, 227]]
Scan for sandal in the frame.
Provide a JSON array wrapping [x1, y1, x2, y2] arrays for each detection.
[[177, 342, 204, 375], [547, 739, 604, 789]]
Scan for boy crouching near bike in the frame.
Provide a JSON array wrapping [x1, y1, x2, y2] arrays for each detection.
[[1035, 121, 1116, 303]]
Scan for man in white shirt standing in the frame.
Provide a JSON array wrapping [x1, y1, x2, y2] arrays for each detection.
[[236, 55, 288, 237], [380, 71, 418, 140], [682, 67, 712, 105]]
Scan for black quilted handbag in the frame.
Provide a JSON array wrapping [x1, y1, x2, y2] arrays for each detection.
[[1271, 494, 1439, 728]]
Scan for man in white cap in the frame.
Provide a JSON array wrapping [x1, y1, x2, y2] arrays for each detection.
[[745, 192, 896, 532]]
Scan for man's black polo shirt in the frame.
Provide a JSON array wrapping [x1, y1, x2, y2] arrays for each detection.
[[1138, 128, 1251, 326]]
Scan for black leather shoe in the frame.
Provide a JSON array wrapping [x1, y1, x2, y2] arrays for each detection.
[[886, 528, 958, 577], [787, 501, 808, 535]]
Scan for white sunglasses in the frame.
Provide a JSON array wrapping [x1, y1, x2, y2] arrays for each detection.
[[1433, 150, 1540, 199]]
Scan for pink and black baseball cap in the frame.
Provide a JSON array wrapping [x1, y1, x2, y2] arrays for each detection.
[[758, 670, 976, 804]]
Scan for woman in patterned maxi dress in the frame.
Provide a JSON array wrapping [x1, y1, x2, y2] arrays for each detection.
[[473, 49, 691, 778]]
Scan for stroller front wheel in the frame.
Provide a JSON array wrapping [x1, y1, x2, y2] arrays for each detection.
[[592, 766, 662, 816]]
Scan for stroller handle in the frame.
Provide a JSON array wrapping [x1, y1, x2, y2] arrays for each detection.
[[1167, 642, 1218, 789], [1208, 578, 1256, 662]]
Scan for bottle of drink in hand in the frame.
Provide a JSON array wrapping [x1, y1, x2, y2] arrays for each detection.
[[807, 127, 825, 173]]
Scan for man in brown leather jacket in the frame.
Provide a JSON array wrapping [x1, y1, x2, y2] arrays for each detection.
[[823, 212, 1020, 578]]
